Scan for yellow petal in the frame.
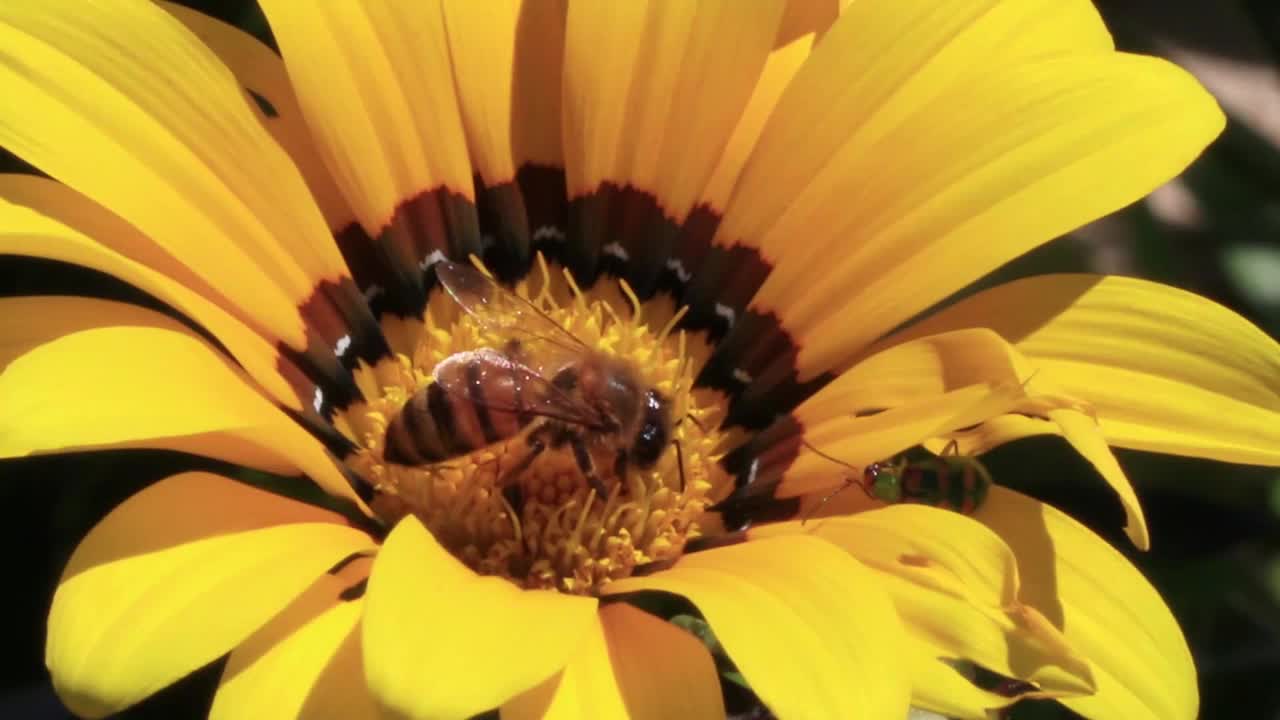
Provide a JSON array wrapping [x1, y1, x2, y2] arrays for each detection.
[[893, 274, 1280, 466], [782, 383, 1021, 499], [794, 328, 1031, 420], [699, 33, 814, 214], [442, 0, 520, 188], [258, 0, 473, 237], [731, 41, 1221, 378], [363, 515, 597, 719], [48, 472, 374, 718], [441, 0, 543, 265], [774, 0, 841, 46], [0, 324, 363, 507], [719, 0, 1114, 266], [606, 534, 911, 719], [921, 409, 1151, 549], [211, 561, 377, 720], [757, 508, 1096, 708], [501, 617, 627, 720], [975, 487, 1197, 720], [1050, 408, 1148, 550], [564, 0, 785, 215], [510, 0, 568, 171], [796, 326, 1145, 548], [0, 177, 306, 412], [158, 2, 354, 233], [904, 638, 1009, 720], [561, 0, 785, 287], [0, 2, 346, 348], [596, 604, 724, 720], [503, 604, 723, 720], [0, 296, 185, 375]]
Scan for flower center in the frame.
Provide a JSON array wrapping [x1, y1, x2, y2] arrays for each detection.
[[338, 256, 733, 594]]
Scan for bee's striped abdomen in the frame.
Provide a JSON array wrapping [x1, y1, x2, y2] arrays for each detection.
[[383, 351, 527, 466], [384, 383, 457, 464]]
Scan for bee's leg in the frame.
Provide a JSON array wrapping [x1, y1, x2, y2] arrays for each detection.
[[941, 439, 960, 457], [569, 436, 609, 499], [498, 433, 547, 488], [613, 450, 628, 483], [674, 439, 687, 493]]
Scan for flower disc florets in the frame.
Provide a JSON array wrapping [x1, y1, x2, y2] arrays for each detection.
[[339, 257, 730, 594]]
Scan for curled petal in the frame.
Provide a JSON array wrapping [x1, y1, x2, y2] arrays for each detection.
[[753, 508, 1095, 714], [975, 487, 1197, 720], [893, 274, 1280, 467]]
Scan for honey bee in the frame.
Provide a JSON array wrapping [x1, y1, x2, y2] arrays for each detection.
[[383, 260, 675, 498], [803, 440, 993, 522]]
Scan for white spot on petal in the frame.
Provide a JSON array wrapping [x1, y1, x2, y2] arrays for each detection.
[[665, 258, 691, 283], [419, 249, 446, 272], [602, 242, 629, 262], [312, 387, 324, 413], [533, 226, 566, 243], [714, 303, 735, 328], [732, 368, 752, 384], [334, 334, 352, 358]]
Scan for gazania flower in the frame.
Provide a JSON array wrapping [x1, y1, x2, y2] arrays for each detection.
[[3, 0, 1276, 718]]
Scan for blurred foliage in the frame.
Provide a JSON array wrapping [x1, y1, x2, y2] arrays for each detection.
[[3, 1, 1280, 719]]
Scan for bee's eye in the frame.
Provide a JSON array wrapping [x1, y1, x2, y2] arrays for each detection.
[[631, 390, 669, 468]]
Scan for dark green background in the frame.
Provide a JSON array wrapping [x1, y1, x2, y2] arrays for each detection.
[[2, 1, 1279, 718]]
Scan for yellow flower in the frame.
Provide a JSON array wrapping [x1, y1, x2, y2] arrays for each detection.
[[0, 1, 1272, 719]]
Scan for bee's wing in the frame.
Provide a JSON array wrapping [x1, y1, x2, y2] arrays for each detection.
[[435, 260, 586, 353], [434, 348, 609, 429]]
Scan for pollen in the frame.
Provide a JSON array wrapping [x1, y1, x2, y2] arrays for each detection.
[[338, 254, 733, 595]]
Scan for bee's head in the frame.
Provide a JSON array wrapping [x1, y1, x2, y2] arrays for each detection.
[[630, 389, 671, 468]]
